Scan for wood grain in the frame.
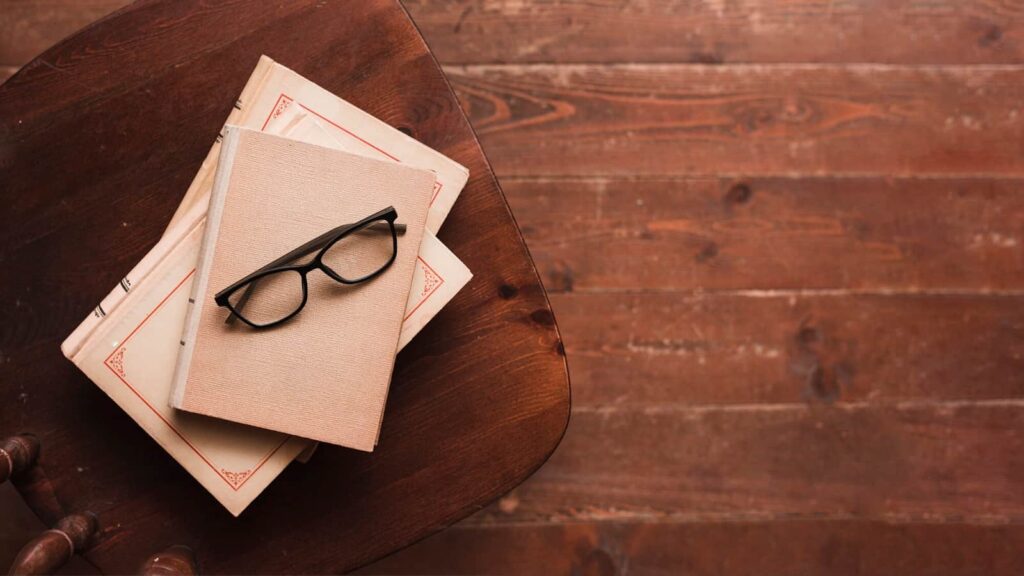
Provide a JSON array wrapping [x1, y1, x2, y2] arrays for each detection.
[[550, 292, 1024, 408], [0, 0, 569, 573], [448, 64, 1024, 177], [463, 403, 1024, 525], [3, 1, 1024, 574], [0, 1, 130, 65], [6, 0, 1024, 67], [137, 545, 198, 576], [0, 435, 40, 483], [0, 2, 312, 126], [504, 177, 1024, 291], [359, 520, 1024, 575], [8, 513, 97, 576], [404, 0, 1024, 65], [5, 1, 1024, 68], [0, 484, 46, 571]]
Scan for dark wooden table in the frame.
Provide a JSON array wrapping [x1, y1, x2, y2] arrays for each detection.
[[0, 0, 570, 573]]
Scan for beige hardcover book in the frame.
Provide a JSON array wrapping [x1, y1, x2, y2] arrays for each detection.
[[284, 108, 472, 442], [60, 198, 310, 517], [166, 55, 467, 235], [171, 127, 435, 449], [165, 55, 472, 349], [280, 110, 472, 349], [59, 58, 471, 515]]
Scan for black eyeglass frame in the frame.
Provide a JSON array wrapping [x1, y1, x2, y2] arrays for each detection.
[[214, 206, 401, 328]]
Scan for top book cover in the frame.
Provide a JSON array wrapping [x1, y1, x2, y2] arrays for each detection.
[[170, 126, 436, 450]]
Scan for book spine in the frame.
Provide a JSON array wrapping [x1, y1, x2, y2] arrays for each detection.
[[169, 126, 241, 409], [162, 55, 276, 235], [60, 199, 209, 361], [64, 57, 279, 361]]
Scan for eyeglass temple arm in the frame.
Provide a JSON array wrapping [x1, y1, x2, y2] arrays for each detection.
[[225, 221, 406, 324]]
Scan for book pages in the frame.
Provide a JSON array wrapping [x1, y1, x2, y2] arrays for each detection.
[[171, 129, 434, 449], [64, 212, 308, 516], [278, 111, 473, 349], [166, 56, 468, 235], [61, 56, 473, 514]]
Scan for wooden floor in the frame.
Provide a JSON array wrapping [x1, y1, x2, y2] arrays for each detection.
[[3, 1, 1024, 574]]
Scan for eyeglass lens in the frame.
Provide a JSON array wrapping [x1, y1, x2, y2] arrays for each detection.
[[226, 218, 396, 326]]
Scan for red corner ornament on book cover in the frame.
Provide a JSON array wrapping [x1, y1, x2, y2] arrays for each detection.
[[61, 57, 472, 516]]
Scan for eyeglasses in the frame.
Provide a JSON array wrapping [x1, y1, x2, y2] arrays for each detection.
[[214, 206, 405, 328]]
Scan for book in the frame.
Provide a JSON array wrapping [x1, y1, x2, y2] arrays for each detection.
[[64, 105, 470, 364], [170, 127, 435, 449], [165, 55, 468, 236], [61, 197, 310, 517], [271, 109, 471, 350], [163, 54, 472, 350], [61, 56, 472, 514]]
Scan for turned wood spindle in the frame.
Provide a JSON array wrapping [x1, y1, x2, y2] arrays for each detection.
[[138, 545, 199, 576], [0, 435, 40, 484], [8, 513, 97, 576]]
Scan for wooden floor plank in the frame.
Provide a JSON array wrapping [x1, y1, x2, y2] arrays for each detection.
[[5, 1, 1024, 68], [550, 292, 1024, 408], [504, 177, 1024, 291], [0, 0, 129, 65], [460, 403, 1024, 525], [360, 521, 1024, 575], [406, 0, 1024, 65], [448, 64, 1024, 177], [5, 3, 1024, 575]]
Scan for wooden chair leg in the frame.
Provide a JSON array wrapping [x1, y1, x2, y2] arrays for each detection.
[[3, 435, 195, 575], [138, 546, 198, 576], [0, 435, 40, 484], [7, 513, 97, 576]]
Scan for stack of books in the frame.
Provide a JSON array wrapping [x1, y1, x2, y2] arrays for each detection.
[[60, 56, 472, 515]]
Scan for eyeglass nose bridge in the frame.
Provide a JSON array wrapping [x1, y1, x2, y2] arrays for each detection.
[[223, 233, 397, 327], [217, 207, 400, 328]]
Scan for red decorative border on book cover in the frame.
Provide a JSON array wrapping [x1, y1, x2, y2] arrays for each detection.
[[404, 256, 445, 321], [261, 94, 448, 318], [102, 269, 289, 492], [261, 93, 445, 205]]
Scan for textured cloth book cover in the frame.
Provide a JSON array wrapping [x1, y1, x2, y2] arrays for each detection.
[[166, 55, 468, 236], [171, 127, 435, 450], [162, 54, 472, 352], [59, 198, 309, 516]]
